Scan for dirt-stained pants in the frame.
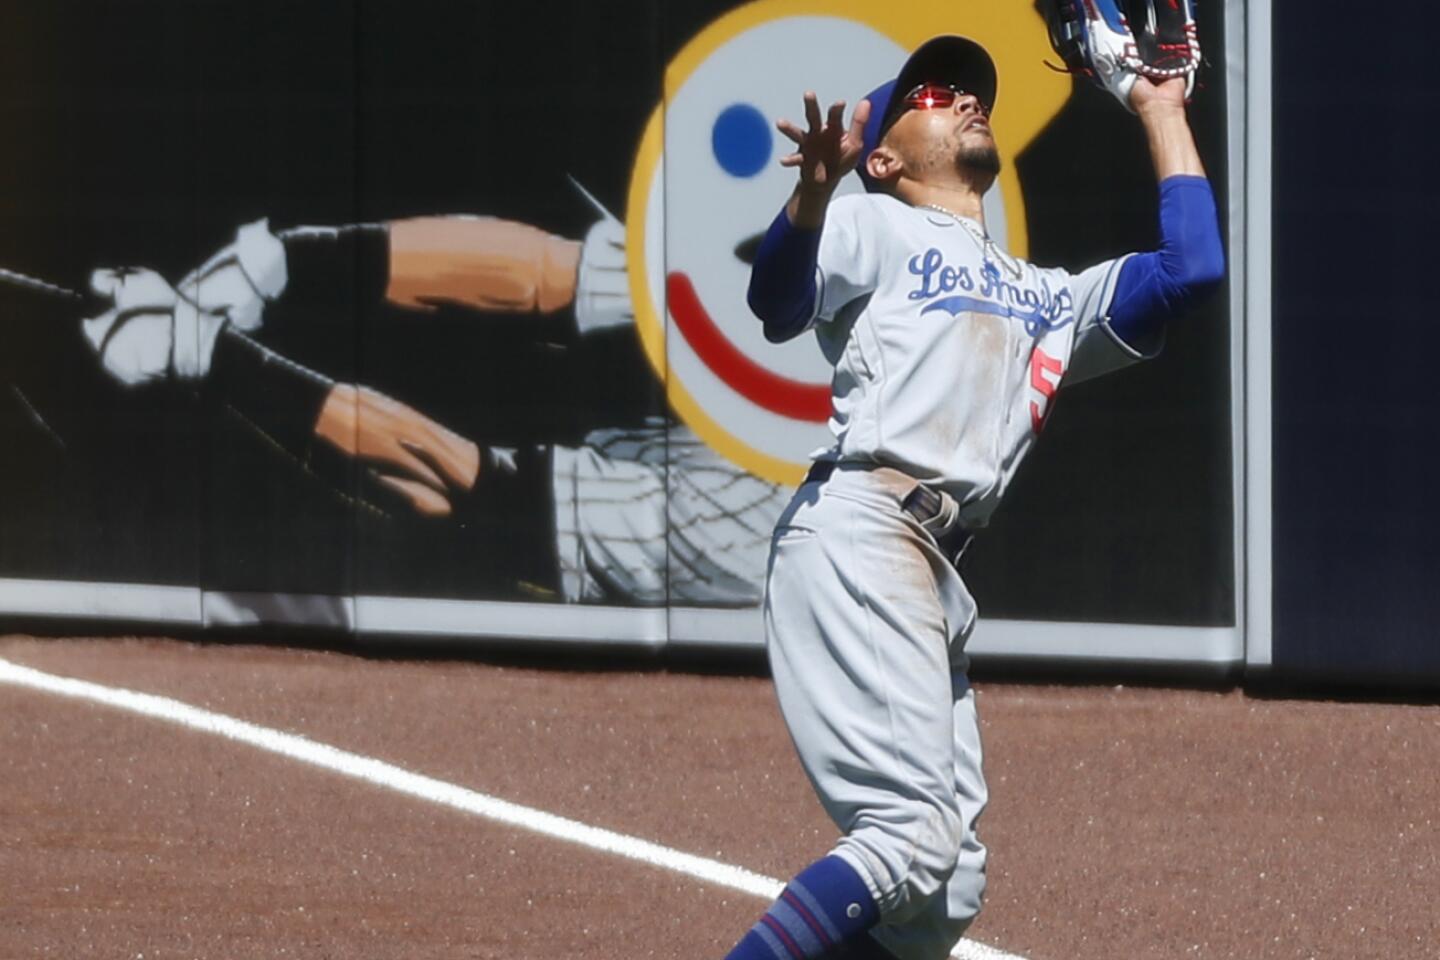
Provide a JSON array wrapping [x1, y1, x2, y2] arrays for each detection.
[[764, 465, 988, 960]]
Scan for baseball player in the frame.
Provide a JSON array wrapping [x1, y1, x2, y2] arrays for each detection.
[[728, 30, 1222, 960]]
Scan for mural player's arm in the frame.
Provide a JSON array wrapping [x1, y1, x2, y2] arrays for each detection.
[[386, 217, 579, 314], [384, 213, 629, 334], [161, 210, 633, 498], [187, 215, 624, 335], [191, 214, 627, 338]]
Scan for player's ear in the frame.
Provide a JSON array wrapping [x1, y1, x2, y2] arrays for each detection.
[[865, 146, 903, 186]]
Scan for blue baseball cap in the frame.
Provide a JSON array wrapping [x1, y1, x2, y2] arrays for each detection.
[[857, 35, 997, 193]]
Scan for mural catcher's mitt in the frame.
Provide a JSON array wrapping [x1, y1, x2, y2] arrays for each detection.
[[1039, 0, 1201, 111]]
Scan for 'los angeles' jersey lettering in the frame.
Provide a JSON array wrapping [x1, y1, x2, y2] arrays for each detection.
[[907, 248, 974, 298], [907, 247, 1076, 336]]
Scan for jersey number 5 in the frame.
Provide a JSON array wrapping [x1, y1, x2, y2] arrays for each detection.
[[1029, 347, 1063, 434]]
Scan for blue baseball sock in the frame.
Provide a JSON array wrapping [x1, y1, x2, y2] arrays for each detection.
[[724, 855, 882, 959]]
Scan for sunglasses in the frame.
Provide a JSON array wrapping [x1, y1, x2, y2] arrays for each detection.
[[900, 82, 991, 117]]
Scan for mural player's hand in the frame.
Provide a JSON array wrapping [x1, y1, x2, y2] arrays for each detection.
[[313, 383, 481, 518], [82, 267, 228, 385], [776, 93, 871, 194], [176, 218, 288, 334], [574, 214, 632, 335]]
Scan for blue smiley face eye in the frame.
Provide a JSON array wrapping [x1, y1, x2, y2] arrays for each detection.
[[711, 103, 772, 178]]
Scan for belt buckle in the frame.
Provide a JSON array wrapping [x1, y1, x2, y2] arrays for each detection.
[[902, 483, 972, 568], [901, 484, 943, 525]]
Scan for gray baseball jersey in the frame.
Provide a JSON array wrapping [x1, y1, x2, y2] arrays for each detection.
[[807, 192, 1152, 528]]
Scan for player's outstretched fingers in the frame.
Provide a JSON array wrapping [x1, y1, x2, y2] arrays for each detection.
[[776, 117, 805, 168], [776, 117, 805, 145], [803, 90, 823, 134], [848, 98, 872, 142]]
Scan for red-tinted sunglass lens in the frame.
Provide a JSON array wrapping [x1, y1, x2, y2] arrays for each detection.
[[903, 84, 957, 109], [901, 84, 990, 117]]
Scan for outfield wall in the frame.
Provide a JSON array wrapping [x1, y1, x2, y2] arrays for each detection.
[[4, 2, 1424, 687]]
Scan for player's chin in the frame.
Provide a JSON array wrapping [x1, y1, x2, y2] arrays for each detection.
[[955, 139, 1002, 180]]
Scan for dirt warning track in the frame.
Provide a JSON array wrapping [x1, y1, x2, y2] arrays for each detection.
[[2, 635, 1437, 960]]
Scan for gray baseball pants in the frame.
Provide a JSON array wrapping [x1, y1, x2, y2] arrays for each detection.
[[764, 465, 988, 960]]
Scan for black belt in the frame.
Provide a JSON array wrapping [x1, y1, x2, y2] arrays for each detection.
[[803, 459, 837, 486], [803, 460, 974, 568]]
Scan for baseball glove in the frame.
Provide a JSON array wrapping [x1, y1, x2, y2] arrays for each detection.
[[1038, 0, 1201, 111]]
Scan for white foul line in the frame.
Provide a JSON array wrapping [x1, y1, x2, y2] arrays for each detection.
[[0, 657, 1025, 960]]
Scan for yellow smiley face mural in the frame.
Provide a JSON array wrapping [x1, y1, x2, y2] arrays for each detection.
[[627, 1, 1069, 485]]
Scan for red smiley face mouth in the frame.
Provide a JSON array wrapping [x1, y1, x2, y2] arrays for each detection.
[[666, 271, 831, 422]]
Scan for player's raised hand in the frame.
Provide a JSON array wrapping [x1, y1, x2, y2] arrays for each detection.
[[776, 93, 871, 193], [1130, 75, 1205, 179], [1129, 75, 1188, 115]]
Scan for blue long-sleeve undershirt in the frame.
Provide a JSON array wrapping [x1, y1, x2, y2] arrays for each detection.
[[1106, 174, 1225, 349], [746, 205, 822, 344]]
